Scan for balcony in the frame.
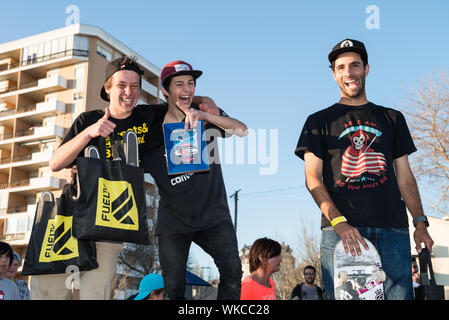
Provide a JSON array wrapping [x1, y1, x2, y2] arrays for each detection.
[[0, 76, 67, 101], [0, 80, 17, 98], [0, 205, 36, 245], [0, 150, 53, 170], [0, 176, 61, 195], [21, 49, 88, 71], [0, 58, 20, 73], [0, 125, 64, 146], [0, 100, 65, 123]]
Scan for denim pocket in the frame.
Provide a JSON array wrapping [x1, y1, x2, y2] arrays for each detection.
[[389, 227, 410, 235]]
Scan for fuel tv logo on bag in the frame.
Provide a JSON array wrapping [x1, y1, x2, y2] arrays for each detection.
[[39, 215, 79, 262], [96, 178, 139, 230]]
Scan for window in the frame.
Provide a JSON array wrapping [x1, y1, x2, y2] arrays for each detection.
[[73, 91, 83, 101], [0, 80, 8, 93], [27, 214, 34, 231], [43, 116, 56, 128], [97, 41, 112, 61], [0, 193, 6, 210], [39, 167, 52, 178], [41, 141, 54, 152], [59, 37, 66, 54], [5, 217, 17, 234], [47, 69, 59, 78], [51, 39, 59, 55], [75, 66, 85, 79], [44, 40, 51, 57], [74, 36, 88, 51], [45, 93, 57, 103], [5, 216, 26, 234], [74, 65, 85, 91]]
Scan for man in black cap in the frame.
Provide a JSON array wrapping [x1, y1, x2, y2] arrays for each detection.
[[295, 39, 433, 300]]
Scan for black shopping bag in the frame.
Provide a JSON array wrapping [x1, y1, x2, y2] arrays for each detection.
[[414, 248, 445, 300], [72, 133, 150, 244], [22, 184, 98, 275]]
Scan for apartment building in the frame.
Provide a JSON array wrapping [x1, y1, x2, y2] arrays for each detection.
[[0, 24, 164, 284]]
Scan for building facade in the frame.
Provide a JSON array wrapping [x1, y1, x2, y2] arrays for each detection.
[[0, 24, 163, 292]]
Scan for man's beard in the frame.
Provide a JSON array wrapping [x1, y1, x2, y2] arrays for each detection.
[[305, 278, 315, 285], [341, 76, 366, 99]]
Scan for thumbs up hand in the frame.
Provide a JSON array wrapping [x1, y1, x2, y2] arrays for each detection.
[[87, 107, 117, 138]]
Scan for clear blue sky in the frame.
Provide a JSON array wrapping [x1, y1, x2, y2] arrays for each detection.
[[2, 0, 448, 279]]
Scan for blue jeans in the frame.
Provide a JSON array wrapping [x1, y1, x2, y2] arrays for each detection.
[[321, 226, 414, 300], [158, 220, 242, 300]]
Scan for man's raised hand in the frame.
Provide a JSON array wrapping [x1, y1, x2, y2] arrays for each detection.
[[88, 107, 116, 138]]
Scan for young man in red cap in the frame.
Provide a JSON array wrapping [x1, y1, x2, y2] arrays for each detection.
[[144, 60, 248, 300], [295, 39, 433, 300], [32, 57, 219, 300]]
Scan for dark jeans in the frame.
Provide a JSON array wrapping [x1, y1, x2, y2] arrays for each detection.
[[158, 220, 242, 300]]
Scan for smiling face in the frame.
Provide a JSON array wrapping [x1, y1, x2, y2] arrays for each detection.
[[162, 75, 196, 111], [332, 51, 369, 102], [105, 70, 140, 119]]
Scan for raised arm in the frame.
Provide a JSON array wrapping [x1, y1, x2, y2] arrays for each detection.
[[49, 108, 116, 172], [179, 102, 248, 137], [304, 151, 368, 256]]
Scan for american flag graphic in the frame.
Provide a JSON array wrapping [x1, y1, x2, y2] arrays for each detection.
[[341, 149, 387, 177]]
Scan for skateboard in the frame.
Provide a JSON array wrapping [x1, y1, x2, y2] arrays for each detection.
[[84, 131, 139, 167], [333, 237, 385, 300], [123, 130, 139, 167]]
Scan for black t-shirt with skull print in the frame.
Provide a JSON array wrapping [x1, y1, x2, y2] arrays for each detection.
[[295, 102, 417, 228]]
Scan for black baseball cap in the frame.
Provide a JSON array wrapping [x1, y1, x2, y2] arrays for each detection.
[[100, 57, 144, 102], [328, 39, 368, 65]]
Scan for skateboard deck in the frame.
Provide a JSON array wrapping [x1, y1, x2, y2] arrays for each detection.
[[333, 237, 385, 300], [123, 130, 139, 167]]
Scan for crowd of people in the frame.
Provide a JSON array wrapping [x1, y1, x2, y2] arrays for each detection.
[[1, 37, 434, 301]]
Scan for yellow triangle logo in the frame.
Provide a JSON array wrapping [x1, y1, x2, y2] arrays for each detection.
[[39, 215, 79, 262], [95, 178, 139, 231]]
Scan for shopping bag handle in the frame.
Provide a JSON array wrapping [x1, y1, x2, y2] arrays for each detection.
[[418, 248, 437, 286], [40, 191, 55, 202], [107, 131, 139, 166]]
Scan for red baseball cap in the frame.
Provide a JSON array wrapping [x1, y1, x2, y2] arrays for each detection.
[[160, 60, 202, 90]]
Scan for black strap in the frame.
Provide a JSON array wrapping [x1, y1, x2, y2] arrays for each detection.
[[419, 248, 437, 285]]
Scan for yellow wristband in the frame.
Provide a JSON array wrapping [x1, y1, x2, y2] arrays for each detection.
[[330, 216, 347, 227]]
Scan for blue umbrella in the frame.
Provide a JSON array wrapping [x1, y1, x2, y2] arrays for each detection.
[[185, 270, 211, 287]]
